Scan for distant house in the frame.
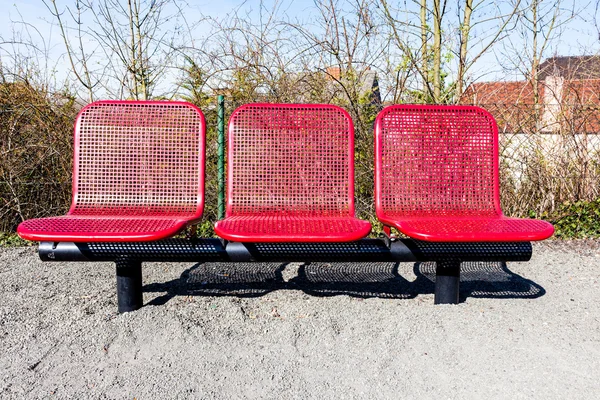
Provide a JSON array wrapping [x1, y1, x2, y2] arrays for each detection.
[[461, 56, 600, 133]]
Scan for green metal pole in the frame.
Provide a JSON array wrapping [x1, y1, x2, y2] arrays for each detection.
[[217, 95, 225, 220]]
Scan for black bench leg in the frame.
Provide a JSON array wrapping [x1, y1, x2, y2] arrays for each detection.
[[116, 258, 143, 313], [434, 260, 460, 305]]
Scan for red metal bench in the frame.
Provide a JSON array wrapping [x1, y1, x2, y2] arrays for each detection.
[[214, 103, 372, 242], [374, 104, 554, 242], [17, 100, 206, 242], [15, 101, 548, 311]]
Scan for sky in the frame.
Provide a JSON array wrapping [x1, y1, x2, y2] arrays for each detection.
[[1, 0, 599, 99]]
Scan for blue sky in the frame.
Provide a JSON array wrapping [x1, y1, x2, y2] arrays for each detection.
[[1, 0, 599, 99]]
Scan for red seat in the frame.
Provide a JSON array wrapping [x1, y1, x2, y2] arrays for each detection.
[[214, 103, 371, 242], [17, 101, 205, 242], [374, 105, 554, 242]]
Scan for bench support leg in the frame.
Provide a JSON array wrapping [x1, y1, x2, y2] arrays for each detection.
[[116, 258, 143, 313], [434, 260, 460, 305]]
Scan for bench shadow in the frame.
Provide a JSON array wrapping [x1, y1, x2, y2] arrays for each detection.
[[290, 262, 418, 299], [145, 263, 288, 306], [144, 261, 545, 306], [416, 261, 546, 303]]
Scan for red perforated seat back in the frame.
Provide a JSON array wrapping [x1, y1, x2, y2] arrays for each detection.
[[227, 104, 355, 217], [375, 105, 501, 218], [71, 101, 205, 218]]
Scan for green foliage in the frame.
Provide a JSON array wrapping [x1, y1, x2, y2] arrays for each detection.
[[196, 219, 216, 238], [532, 200, 600, 239], [0, 232, 32, 247]]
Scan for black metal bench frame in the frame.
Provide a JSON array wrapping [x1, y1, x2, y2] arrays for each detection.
[[39, 239, 532, 312]]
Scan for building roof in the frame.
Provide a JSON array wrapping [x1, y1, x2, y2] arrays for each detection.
[[461, 81, 537, 105], [538, 55, 600, 80], [461, 56, 600, 133]]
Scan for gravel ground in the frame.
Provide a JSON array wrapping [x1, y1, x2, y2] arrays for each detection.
[[1, 241, 599, 399]]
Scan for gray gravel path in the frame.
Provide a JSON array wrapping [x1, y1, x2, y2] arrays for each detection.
[[1, 241, 599, 399]]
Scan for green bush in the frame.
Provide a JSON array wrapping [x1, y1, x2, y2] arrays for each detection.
[[0, 232, 32, 247], [533, 200, 600, 239]]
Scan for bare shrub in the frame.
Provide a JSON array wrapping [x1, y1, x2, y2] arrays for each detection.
[[0, 80, 77, 231], [486, 103, 600, 217]]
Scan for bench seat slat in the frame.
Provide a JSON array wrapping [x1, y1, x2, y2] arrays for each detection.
[[17, 216, 192, 242], [377, 215, 554, 242], [215, 215, 372, 242]]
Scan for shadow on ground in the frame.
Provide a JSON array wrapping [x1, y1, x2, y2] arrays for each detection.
[[144, 261, 545, 306]]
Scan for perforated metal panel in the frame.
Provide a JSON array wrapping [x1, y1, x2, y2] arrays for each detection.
[[39, 238, 533, 263], [228, 104, 353, 216], [374, 105, 554, 242], [73, 101, 204, 216], [215, 103, 371, 242], [376, 105, 499, 216], [18, 100, 205, 242]]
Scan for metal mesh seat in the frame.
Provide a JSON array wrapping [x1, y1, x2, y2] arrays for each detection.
[[214, 103, 371, 242], [17, 101, 205, 242], [374, 105, 554, 242]]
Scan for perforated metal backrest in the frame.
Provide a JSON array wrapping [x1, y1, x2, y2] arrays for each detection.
[[227, 103, 355, 217], [71, 101, 205, 218], [375, 105, 501, 217]]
